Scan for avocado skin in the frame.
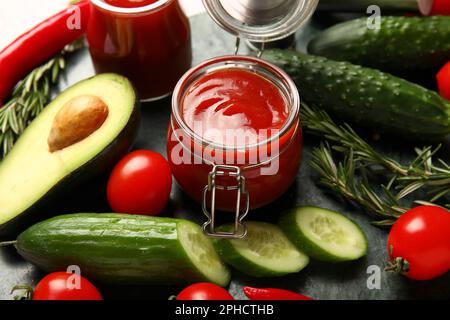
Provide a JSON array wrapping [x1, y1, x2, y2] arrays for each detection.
[[262, 49, 450, 140], [0, 82, 141, 238]]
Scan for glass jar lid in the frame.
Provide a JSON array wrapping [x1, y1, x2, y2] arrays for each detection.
[[202, 0, 319, 42]]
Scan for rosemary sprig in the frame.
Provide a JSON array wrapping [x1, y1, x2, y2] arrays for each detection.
[[301, 103, 409, 175], [394, 146, 450, 203], [302, 103, 450, 224], [311, 143, 408, 225], [0, 40, 84, 158]]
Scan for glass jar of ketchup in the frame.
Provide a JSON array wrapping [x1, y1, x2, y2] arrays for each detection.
[[168, 56, 301, 237], [87, 0, 192, 101], [167, 0, 318, 238]]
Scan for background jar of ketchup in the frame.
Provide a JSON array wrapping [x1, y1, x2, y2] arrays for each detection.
[[167, 56, 302, 237], [87, 0, 192, 101]]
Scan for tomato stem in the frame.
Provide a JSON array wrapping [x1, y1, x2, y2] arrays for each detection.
[[385, 257, 410, 274], [11, 285, 33, 300]]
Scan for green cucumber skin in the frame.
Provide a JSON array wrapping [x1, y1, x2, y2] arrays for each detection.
[[213, 225, 308, 278], [317, 0, 418, 12], [279, 206, 368, 263], [16, 213, 226, 286], [263, 49, 450, 139], [308, 16, 450, 72]]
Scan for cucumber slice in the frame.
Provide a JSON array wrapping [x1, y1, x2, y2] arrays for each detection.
[[178, 221, 231, 286], [213, 222, 309, 277], [279, 206, 368, 262]]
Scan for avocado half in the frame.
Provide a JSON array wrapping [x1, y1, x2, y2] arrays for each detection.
[[0, 74, 140, 236]]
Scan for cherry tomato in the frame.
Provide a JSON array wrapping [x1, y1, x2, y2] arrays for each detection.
[[33, 272, 102, 300], [437, 61, 450, 100], [387, 205, 450, 280], [176, 283, 234, 300], [428, 0, 450, 15], [107, 150, 172, 215]]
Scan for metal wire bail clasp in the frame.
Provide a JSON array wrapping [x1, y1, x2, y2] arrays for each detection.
[[234, 37, 265, 58], [202, 165, 249, 239]]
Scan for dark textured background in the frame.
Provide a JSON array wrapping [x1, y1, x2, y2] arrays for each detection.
[[1, 12, 450, 300]]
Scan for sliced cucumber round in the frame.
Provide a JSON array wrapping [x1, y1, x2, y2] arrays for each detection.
[[178, 221, 231, 286], [279, 206, 368, 262], [213, 222, 309, 277]]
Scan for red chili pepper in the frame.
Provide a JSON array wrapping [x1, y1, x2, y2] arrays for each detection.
[[437, 61, 450, 100], [243, 287, 314, 301], [0, 0, 90, 105]]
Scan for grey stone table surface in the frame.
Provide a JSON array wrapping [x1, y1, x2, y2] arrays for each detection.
[[1, 8, 450, 300]]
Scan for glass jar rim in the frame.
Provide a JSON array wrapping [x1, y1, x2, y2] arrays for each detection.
[[171, 55, 300, 152], [90, 0, 172, 14], [202, 0, 319, 42]]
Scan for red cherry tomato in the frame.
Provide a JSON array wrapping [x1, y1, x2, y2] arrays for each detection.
[[33, 272, 102, 300], [437, 61, 450, 100], [176, 283, 234, 300], [107, 150, 172, 215], [428, 0, 450, 15], [387, 205, 450, 280]]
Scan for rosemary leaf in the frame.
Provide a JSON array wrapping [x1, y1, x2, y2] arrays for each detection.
[[396, 181, 425, 200], [0, 41, 84, 159]]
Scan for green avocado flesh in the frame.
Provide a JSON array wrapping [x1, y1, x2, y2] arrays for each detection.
[[0, 74, 140, 235]]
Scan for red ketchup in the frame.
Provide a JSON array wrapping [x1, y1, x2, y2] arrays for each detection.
[[182, 69, 289, 145], [168, 58, 302, 212], [87, 0, 191, 101], [103, 0, 157, 8]]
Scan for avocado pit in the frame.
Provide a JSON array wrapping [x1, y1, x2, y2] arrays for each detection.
[[48, 95, 109, 152]]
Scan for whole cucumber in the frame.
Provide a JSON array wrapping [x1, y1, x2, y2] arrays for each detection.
[[308, 16, 450, 73], [317, 0, 419, 12], [263, 49, 450, 139], [15, 214, 231, 286]]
